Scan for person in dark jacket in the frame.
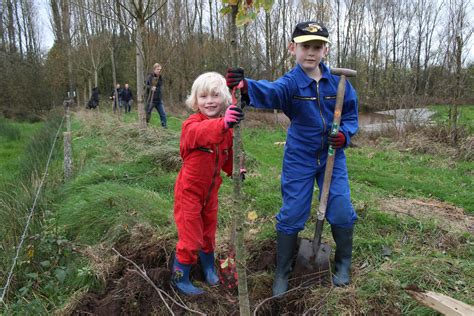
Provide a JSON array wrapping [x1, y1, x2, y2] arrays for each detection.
[[87, 87, 100, 109], [110, 83, 122, 113], [145, 63, 167, 127], [120, 83, 133, 113]]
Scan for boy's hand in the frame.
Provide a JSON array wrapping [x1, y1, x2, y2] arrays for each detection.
[[224, 105, 245, 129], [328, 131, 346, 149], [226, 68, 248, 93]]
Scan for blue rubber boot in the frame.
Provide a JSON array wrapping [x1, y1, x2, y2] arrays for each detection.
[[272, 231, 298, 297], [331, 225, 354, 287], [171, 257, 205, 295], [199, 251, 220, 286]]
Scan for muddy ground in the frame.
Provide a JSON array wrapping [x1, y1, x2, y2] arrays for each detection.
[[379, 198, 474, 234], [70, 197, 472, 315], [71, 224, 334, 315]]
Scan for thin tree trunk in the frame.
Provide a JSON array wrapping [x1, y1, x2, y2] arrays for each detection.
[[451, 35, 462, 145], [136, 20, 147, 128], [209, 0, 214, 40], [84, 85, 88, 107], [229, 5, 250, 316], [61, 0, 74, 101], [6, 0, 16, 53], [14, 0, 23, 56], [0, 1, 5, 51], [94, 69, 98, 88], [111, 44, 119, 114]]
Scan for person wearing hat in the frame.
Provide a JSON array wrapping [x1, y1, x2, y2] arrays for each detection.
[[226, 21, 358, 296]]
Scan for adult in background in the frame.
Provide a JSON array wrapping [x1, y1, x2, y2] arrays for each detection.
[[121, 83, 133, 113], [145, 63, 167, 128], [87, 87, 100, 109], [110, 83, 122, 113]]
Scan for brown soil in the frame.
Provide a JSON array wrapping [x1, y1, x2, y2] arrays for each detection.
[[378, 198, 474, 234], [71, 226, 334, 315]]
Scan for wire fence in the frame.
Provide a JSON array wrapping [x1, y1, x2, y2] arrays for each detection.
[[0, 115, 65, 304]]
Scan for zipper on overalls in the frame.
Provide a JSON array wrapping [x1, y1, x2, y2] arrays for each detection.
[[204, 144, 219, 207], [316, 82, 326, 166]]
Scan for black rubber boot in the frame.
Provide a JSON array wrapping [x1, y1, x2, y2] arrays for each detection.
[[272, 231, 298, 297], [331, 225, 354, 287]]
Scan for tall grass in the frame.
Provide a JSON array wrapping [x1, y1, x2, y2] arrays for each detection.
[[0, 115, 64, 307], [0, 118, 21, 141]]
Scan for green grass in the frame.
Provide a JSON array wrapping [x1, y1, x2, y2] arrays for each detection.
[[56, 181, 173, 244], [429, 104, 474, 132], [347, 147, 474, 213], [0, 118, 43, 185], [1, 110, 473, 314]]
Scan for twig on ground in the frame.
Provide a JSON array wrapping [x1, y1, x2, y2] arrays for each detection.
[[252, 281, 322, 316], [111, 247, 205, 316], [384, 209, 419, 220], [302, 287, 333, 316]]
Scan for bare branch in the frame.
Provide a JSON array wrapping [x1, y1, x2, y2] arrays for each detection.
[[144, 0, 168, 23], [117, 0, 137, 19], [70, 0, 133, 33], [111, 248, 206, 316]]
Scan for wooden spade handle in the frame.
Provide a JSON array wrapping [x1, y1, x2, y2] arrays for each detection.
[[317, 74, 347, 221]]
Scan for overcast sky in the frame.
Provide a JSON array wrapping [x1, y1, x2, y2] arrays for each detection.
[[38, 0, 55, 51]]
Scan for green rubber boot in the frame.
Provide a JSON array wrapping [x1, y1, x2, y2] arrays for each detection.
[[331, 225, 354, 287], [272, 231, 298, 296]]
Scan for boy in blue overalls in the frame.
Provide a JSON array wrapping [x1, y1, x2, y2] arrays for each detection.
[[226, 21, 358, 296]]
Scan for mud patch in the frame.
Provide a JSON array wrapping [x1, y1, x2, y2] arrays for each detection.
[[378, 198, 474, 234], [71, 228, 338, 315]]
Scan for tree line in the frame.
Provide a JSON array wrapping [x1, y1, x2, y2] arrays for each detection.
[[1, 0, 473, 121]]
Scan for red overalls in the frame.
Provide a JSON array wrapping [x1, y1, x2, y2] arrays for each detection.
[[174, 112, 233, 264]]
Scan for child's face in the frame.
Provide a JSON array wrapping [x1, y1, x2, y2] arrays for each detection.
[[196, 89, 225, 118], [290, 40, 328, 72]]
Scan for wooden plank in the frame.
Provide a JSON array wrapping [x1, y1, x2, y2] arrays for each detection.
[[406, 290, 474, 316]]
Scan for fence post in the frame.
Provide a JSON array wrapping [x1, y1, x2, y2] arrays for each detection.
[[63, 98, 73, 180], [63, 132, 73, 180], [64, 99, 72, 132]]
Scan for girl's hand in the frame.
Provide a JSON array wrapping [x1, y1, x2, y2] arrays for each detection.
[[224, 106, 244, 129]]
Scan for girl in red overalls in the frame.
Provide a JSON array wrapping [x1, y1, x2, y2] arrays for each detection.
[[172, 72, 244, 295]]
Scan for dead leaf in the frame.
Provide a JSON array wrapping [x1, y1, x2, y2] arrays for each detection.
[[247, 211, 258, 221]]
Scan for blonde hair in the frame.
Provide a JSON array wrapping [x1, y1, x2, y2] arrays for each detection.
[[153, 63, 162, 70], [185, 72, 232, 111]]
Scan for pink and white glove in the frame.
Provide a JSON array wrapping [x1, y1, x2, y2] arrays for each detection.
[[224, 105, 244, 129]]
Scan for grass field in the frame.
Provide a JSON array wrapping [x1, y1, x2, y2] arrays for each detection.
[[0, 118, 43, 185], [429, 104, 474, 132], [1, 106, 473, 314]]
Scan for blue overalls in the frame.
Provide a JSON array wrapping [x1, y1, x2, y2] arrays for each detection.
[[246, 63, 358, 234]]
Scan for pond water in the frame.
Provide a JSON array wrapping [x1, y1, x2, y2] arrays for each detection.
[[359, 108, 436, 132]]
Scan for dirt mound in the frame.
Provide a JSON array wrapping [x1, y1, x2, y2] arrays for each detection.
[[379, 198, 474, 234], [70, 227, 336, 315]]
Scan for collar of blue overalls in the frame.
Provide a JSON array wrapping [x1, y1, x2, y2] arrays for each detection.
[[294, 63, 331, 88]]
